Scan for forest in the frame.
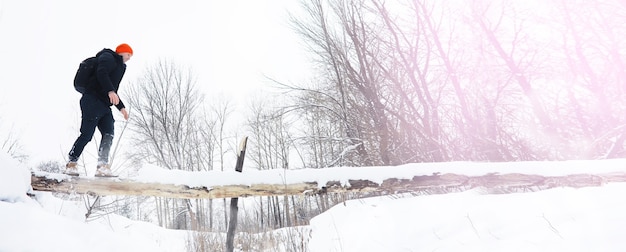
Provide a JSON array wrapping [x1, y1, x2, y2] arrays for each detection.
[[3, 0, 626, 250]]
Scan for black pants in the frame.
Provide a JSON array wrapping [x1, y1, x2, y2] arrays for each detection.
[[68, 94, 115, 164]]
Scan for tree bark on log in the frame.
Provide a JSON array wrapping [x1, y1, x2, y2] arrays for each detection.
[[30, 172, 626, 199]]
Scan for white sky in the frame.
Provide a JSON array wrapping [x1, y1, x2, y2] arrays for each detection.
[[0, 0, 311, 165], [3, 151, 626, 251]]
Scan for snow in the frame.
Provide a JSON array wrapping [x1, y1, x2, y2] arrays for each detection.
[[0, 200, 185, 252], [2, 149, 626, 251], [136, 158, 626, 188], [309, 185, 626, 251], [0, 152, 31, 203]]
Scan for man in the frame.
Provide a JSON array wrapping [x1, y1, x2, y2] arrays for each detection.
[[64, 43, 133, 177]]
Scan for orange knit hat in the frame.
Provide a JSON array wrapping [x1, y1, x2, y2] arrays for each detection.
[[115, 43, 133, 55]]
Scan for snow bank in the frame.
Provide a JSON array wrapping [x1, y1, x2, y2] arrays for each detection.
[[0, 151, 31, 202], [308, 184, 626, 251]]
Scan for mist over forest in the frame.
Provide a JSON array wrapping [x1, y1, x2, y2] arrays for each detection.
[[1, 0, 625, 246]]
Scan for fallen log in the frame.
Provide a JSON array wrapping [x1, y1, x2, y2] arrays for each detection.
[[30, 171, 626, 199]]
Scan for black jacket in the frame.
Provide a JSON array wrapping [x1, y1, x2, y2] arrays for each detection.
[[85, 48, 127, 110]]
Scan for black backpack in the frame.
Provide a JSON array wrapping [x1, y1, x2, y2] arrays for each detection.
[[73, 57, 98, 94]]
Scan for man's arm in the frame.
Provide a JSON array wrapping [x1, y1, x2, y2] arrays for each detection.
[[119, 108, 129, 120], [96, 53, 116, 93]]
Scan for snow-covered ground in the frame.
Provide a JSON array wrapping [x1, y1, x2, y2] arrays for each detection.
[[2, 150, 626, 251], [309, 184, 626, 251]]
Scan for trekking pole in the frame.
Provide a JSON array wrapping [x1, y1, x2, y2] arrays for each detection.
[[109, 119, 129, 171]]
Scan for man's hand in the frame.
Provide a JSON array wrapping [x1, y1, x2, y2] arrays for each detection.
[[108, 91, 120, 105], [120, 108, 129, 120]]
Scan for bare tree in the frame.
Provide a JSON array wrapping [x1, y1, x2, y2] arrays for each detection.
[[548, 0, 626, 158], [288, 0, 626, 163], [127, 59, 206, 170], [0, 120, 27, 162], [290, 0, 390, 166], [245, 96, 301, 229], [126, 59, 212, 230]]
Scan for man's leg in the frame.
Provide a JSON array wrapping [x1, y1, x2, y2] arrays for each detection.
[[65, 116, 99, 175], [68, 94, 100, 163], [68, 118, 98, 162], [97, 111, 115, 166]]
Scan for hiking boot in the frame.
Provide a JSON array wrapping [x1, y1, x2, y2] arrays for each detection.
[[63, 162, 79, 176], [95, 164, 116, 177]]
